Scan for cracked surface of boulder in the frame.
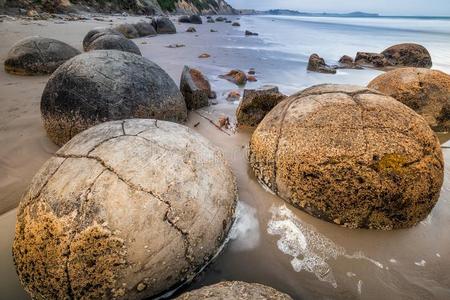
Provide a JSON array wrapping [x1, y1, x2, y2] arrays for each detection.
[[381, 43, 432, 68], [13, 119, 238, 300], [86, 35, 142, 55], [180, 66, 213, 110], [249, 84, 444, 230], [152, 17, 176, 34], [82, 27, 125, 51], [368, 68, 450, 132], [4, 36, 80, 75], [41, 50, 187, 146], [236, 85, 287, 127], [114, 23, 140, 39], [174, 281, 293, 299]]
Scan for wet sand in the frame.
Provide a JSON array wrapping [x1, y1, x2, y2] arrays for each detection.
[[1, 15, 450, 300]]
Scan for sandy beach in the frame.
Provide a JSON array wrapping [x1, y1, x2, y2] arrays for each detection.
[[1, 13, 450, 300]]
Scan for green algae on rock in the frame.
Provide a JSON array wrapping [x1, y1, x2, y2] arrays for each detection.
[[13, 119, 238, 300], [249, 84, 444, 230]]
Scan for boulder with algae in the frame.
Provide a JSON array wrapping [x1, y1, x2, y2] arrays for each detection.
[[249, 84, 444, 230], [13, 119, 237, 300]]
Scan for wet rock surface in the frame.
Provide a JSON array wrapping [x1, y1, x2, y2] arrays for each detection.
[[249, 84, 444, 230], [12, 119, 237, 300], [86, 35, 141, 55], [237, 85, 287, 127], [180, 66, 214, 110], [41, 50, 187, 146], [175, 281, 293, 299], [307, 54, 336, 74], [219, 69, 248, 86], [368, 68, 450, 132], [4, 36, 80, 75]]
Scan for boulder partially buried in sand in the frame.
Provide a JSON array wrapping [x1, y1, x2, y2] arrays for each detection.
[[114, 23, 140, 39], [219, 69, 248, 86], [152, 17, 176, 34], [368, 68, 450, 131], [13, 119, 237, 300], [236, 85, 287, 127], [175, 281, 293, 299], [133, 21, 157, 37], [4, 36, 80, 75], [180, 66, 214, 110], [41, 50, 187, 146], [82, 28, 125, 51], [249, 84, 444, 230], [86, 35, 142, 55], [381, 43, 432, 68]]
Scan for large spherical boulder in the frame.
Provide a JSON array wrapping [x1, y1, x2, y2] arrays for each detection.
[[152, 17, 176, 34], [82, 27, 124, 51], [86, 35, 142, 55], [175, 281, 292, 299], [249, 84, 444, 230], [114, 23, 140, 39], [133, 21, 157, 37], [381, 43, 432, 68], [368, 68, 450, 132], [13, 119, 237, 300], [41, 50, 187, 146], [189, 15, 202, 24], [4, 36, 80, 75]]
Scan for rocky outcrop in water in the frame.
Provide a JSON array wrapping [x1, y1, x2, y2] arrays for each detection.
[[249, 84, 444, 230], [307, 53, 336, 74], [219, 69, 248, 85]]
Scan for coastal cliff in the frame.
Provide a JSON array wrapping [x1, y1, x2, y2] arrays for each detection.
[[0, 0, 235, 15]]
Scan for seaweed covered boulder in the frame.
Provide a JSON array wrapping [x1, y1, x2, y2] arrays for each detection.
[[13, 119, 237, 300], [180, 66, 214, 110], [368, 68, 450, 131], [82, 27, 124, 51], [236, 85, 287, 127], [249, 84, 444, 230], [133, 21, 157, 37], [175, 281, 293, 300], [86, 35, 142, 55], [381, 43, 432, 68], [41, 50, 187, 146], [114, 23, 140, 39], [4, 36, 80, 75], [152, 17, 176, 34]]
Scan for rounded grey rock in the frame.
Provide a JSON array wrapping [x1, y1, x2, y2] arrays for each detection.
[[133, 21, 157, 37], [114, 23, 140, 39], [152, 17, 176, 34], [41, 50, 187, 146], [86, 35, 141, 55], [82, 27, 124, 51]]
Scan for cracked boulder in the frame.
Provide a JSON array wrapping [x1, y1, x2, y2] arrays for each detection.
[[368, 68, 450, 132], [83, 27, 125, 51], [249, 84, 444, 230], [4, 36, 80, 75], [174, 281, 293, 299], [41, 50, 187, 146], [86, 35, 142, 56], [13, 119, 238, 300], [180, 66, 214, 110]]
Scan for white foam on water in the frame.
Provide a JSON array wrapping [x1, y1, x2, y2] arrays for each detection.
[[346, 272, 356, 277], [357, 280, 363, 295], [414, 260, 426, 267], [389, 258, 398, 264], [420, 214, 433, 225], [228, 201, 261, 252], [268, 205, 385, 288]]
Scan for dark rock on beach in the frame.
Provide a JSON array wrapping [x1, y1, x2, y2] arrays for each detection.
[[178, 15, 202, 24], [180, 66, 214, 110], [307, 53, 337, 74], [186, 27, 196, 32], [236, 85, 287, 127], [86, 35, 141, 55], [82, 27, 124, 51], [133, 21, 157, 37], [355, 52, 390, 68], [232, 22, 240, 27], [381, 43, 432, 68], [219, 69, 248, 85], [4, 36, 80, 75], [114, 23, 139, 39], [152, 17, 176, 34], [245, 30, 259, 36], [40, 50, 187, 145]]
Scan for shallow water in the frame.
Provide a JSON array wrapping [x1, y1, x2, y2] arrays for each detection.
[[1, 15, 450, 300]]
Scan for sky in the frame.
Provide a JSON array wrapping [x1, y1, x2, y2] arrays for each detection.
[[226, 0, 450, 16]]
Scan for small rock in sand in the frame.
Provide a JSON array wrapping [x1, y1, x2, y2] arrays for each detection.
[[187, 27, 196, 32], [198, 53, 211, 58], [247, 75, 257, 82], [227, 91, 241, 102], [210, 29, 218, 32], [245, 30, 259, 36], [220, 69, 248, 86], [232, 22, 241, 27], [166, 44, 185, 48], [218, 116, 231, 129], [248, 68, 256, 75]]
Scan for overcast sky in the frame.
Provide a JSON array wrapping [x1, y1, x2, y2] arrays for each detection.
[[227, 0, 450, 16]]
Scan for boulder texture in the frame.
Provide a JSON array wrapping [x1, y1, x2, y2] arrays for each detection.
[[180, 66, 215, 110], [237, 85, 287, 127], [368, 68, 450, 132], [82, 27, 124, 51], [337, 55, 362, 69], [381, 43, 432, 68], [133, 21, 157, 37], [175, 281, 293, 300], [114, 23, 140, 39], [249, 84, 444, 230], [41, 50, 187, 146], [13, 119, 237, 300], [86, 35, 142, 55], [4, 36, 80, 75], [355, 52, 389, 68], [152, 17, 176, 34], [219, 69, 247, 86], [307, 53, 336, 74]]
